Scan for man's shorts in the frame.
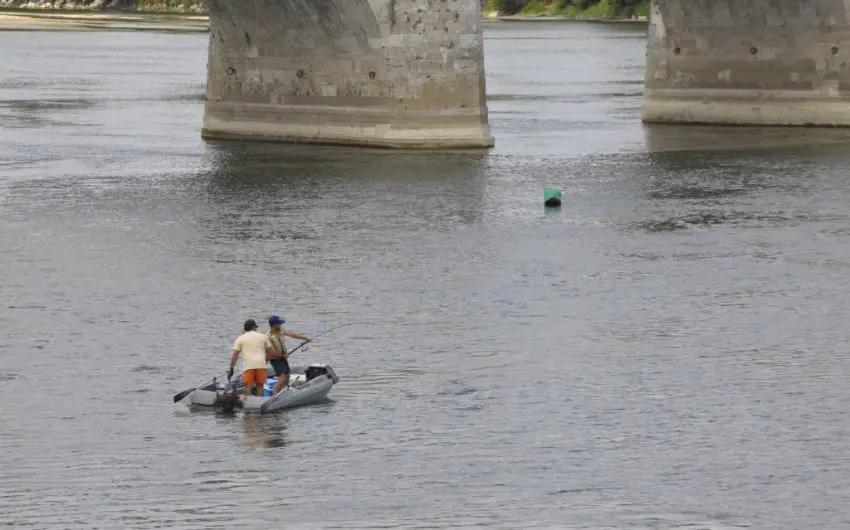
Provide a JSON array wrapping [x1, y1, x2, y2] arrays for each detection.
[[242, 368, 267, 386], [270, 358, 290, 376]]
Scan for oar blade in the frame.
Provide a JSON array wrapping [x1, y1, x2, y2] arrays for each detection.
[[173, 371, 226, 404], [173, 388, 195, 403]]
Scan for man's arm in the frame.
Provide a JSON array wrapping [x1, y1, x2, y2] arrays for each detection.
[[228, 349, 240, 377], [283, 329, 312, 342]]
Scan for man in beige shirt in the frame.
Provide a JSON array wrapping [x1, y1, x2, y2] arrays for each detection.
[[229, 319, 274, 398]]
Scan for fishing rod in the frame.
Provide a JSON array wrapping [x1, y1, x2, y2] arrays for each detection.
[[290, 320, 390, 354]]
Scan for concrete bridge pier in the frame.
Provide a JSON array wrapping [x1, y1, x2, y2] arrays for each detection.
[[202, 0, 493, 149], [643, 0, 850, 127]]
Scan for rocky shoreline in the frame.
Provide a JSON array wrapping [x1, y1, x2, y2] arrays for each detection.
[[0, 0, 204, 12], [0, 9, 207, 30], [2, 1, 649, 20], [0, 1, 649, 30]]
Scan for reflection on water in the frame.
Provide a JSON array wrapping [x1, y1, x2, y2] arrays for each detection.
[[242, 413, 288, 449], [0, 97, 99, 128], [623, 144, 836, 234], [203, 140, 489, 196], [197, 141, 490, 246]]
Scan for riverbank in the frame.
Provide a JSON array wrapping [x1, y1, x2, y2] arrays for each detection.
[[483, 0, 649, 22], [0, 0, 202, 11], [0, 3, 649, 31], [0, 10, 646, 32], [0, 9, 206, 30], [484, 12, 648, 22]]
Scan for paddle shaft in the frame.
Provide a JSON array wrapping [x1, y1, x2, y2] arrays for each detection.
[[173, 370, 226, 403]]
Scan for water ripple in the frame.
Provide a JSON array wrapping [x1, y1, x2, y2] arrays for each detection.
[[2, 21, 850, 530]]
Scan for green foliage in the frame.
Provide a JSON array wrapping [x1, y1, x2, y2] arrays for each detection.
[[633, 1, 650, 16], [488, 0, 650, 18], [487, 0, 526, 15], [520, 0, 549, 14]]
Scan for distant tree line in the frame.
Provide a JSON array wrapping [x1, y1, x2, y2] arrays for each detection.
[[487, 0, 648, 17], [0, 0, 201, 10], [3, 0, 646, 17]]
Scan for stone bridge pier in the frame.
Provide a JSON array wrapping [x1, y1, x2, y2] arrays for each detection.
[[201, 0, 493, 148], [644, 0, 850, 127], [203, 0, 850, 149]]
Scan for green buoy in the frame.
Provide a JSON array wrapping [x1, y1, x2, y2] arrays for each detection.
[[544, 187, 562, 207]]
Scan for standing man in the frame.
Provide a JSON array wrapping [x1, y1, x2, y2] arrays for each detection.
[[267, 315, 312, 395], [229, 319, 274, 398]]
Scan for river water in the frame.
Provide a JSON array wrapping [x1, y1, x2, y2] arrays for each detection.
[[3, 20, 850, 530]]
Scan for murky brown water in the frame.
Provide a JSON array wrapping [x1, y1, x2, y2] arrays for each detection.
[[3, 21, 850, 530]]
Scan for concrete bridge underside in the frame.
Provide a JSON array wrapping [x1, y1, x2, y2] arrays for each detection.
[[202, 0, 850, 149]]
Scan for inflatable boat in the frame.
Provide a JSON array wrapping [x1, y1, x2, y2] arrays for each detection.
[[184, 363, 339, 413]]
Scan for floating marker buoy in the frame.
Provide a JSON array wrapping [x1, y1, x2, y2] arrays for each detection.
[[544, 187, 562, 207]]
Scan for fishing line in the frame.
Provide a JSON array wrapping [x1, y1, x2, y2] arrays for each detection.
[[312, 320, 390, 339], [298, 320, 390, 353]]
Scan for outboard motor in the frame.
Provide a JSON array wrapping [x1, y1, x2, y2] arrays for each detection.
[[304, 365, 326, 381], [305, 364, 340, 384], [217, 377, 239, 413]]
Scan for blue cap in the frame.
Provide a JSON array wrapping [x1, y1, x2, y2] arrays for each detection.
[[269, 315, 285, 326]]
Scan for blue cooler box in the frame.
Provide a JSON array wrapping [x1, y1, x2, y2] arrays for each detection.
[[263, 378, 278, 396]]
